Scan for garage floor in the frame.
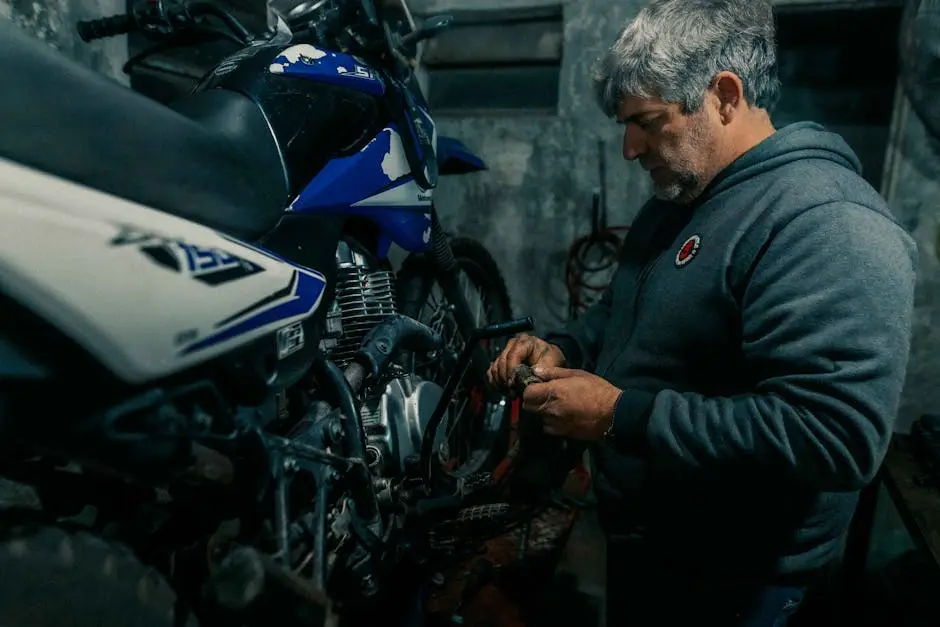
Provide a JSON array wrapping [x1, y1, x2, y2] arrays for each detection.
[[533, 509, 606, 627]]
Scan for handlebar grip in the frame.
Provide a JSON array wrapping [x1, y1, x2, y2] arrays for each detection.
[[76, 14, 133, 42], [473, 317, 535, 340]]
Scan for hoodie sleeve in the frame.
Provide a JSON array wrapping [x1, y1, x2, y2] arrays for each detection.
[[610, 202, 917, 492], [541, 281, 615, 372]]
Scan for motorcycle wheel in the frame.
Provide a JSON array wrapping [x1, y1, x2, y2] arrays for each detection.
[[0, 520, 197, 626], [397, 237, 514, 494]]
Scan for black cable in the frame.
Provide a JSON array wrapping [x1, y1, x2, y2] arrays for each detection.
[[565, 225, 630, 320]]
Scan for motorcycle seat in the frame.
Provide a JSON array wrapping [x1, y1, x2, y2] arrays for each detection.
[[0, 20, 288, 242]]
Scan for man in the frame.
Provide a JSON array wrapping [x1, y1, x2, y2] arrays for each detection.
[[487, 0, 917, 625]]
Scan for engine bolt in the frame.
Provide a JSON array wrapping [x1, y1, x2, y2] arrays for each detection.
[[329, 420, 344, 443]]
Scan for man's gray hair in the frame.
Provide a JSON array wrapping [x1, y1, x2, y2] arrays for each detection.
[[593, 0, 781, 117]]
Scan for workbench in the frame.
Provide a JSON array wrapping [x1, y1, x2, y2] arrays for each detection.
[[832, 433, 940, 627], [879, 435, 940, 566], [841, 434, 940, 619]]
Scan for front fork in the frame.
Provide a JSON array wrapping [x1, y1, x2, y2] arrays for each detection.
[[427, 210, 499, 393]]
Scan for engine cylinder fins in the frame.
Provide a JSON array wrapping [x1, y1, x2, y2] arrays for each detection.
[[325, 265, 398, 367]]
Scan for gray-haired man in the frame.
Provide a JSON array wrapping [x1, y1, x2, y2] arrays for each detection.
[[487, 0, 917, 625]]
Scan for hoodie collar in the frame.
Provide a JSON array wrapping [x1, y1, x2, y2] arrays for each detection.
[[688, 122, 863, 207]]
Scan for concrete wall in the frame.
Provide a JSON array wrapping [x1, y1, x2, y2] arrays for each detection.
[[883, 90, 940, 433], [1, 0, 129, 82]]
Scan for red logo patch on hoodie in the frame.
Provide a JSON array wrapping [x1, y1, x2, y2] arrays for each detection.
[[675, 234, 701, 268]]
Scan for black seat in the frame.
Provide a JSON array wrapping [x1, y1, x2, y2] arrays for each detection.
[[0, 20, 288, 241]]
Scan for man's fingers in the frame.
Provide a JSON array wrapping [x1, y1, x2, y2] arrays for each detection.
[[532, 365, 581, 381], [528, 341, 555, 367], [500, 336, 535, 387], [521, 381, 553, 413], [488, 337, 516, 389]]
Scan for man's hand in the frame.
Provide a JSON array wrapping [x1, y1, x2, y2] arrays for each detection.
[[487, 334, 566, 394], [521, 367, 622, 441]]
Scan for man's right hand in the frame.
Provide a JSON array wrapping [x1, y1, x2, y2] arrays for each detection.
[[487, 334, 566, 394]]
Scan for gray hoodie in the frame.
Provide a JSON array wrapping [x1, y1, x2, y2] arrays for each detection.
[[545, 122, 917, 580]]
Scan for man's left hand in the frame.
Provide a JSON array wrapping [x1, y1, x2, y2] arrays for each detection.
[[521, 367, 622, 441]]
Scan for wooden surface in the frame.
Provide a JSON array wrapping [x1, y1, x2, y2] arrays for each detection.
[[881, 435, 940, 567]]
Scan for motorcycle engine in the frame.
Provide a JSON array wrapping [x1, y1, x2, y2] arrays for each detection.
[[359, 374, 442, 475], [319, 240, 445, 476]]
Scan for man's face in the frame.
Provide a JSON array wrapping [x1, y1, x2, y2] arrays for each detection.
[[616, 94, 718, 204]]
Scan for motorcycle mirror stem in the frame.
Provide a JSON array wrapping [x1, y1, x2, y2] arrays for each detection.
[[399, 13, 454, 48], [359, 0, 381, 26]]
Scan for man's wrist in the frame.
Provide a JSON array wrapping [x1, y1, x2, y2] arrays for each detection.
[[606, 388, 657, 441], [603, 390, 623, 438]]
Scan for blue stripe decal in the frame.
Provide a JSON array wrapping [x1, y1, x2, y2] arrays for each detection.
[[216, 234, 326, 275], [181, 270, 326, 356]]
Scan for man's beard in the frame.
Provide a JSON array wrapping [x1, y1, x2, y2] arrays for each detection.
[[652, 111, 711, 204], [652, 169, 701, 204]]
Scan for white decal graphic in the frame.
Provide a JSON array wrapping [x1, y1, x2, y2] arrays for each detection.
[[269, 44, 328, 74], [277, 321, 306, 359], [352, 179, 431, 209], [381, 128, 410, 181]]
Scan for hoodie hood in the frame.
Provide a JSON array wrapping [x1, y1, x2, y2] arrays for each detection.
[[702, 122, 863, 202]]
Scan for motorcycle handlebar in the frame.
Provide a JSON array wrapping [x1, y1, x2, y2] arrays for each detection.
[[76, 0, 254, 45], [76, 13, 134, 42]]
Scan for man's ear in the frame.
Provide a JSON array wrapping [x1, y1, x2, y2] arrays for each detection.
[[710, 71, 745, 124]]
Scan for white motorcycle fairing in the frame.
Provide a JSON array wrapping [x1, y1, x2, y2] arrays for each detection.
[[0, 157, 327, 385]]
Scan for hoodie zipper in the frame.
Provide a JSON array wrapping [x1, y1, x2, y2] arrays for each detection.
[[628, 250, 666, 337], [602, 207, 694, 376], [599, 250, 664, 378]]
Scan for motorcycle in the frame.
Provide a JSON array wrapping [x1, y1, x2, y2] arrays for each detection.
[[0, 1, 533, 625]]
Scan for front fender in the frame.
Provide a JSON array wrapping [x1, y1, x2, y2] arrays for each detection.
[[436, 136, 487, 175]]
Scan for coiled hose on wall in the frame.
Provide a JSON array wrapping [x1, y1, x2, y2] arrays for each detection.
[[565, 183, 630, 320]]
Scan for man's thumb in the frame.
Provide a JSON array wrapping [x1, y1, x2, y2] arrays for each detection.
[[532, 366, 580, 380]]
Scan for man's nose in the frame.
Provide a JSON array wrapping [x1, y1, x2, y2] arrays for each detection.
[[622, 125, 646, 161]]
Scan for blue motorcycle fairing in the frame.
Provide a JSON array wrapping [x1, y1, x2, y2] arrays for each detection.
[[266, 43, 452, 258], [289, 124, 432, 256], [268, 43, 385, 96], [437, 136, 487, 175]]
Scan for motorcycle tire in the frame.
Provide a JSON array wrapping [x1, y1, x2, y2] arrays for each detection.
[[0, 520, 197, 626], [397, 237, 514, 493]]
